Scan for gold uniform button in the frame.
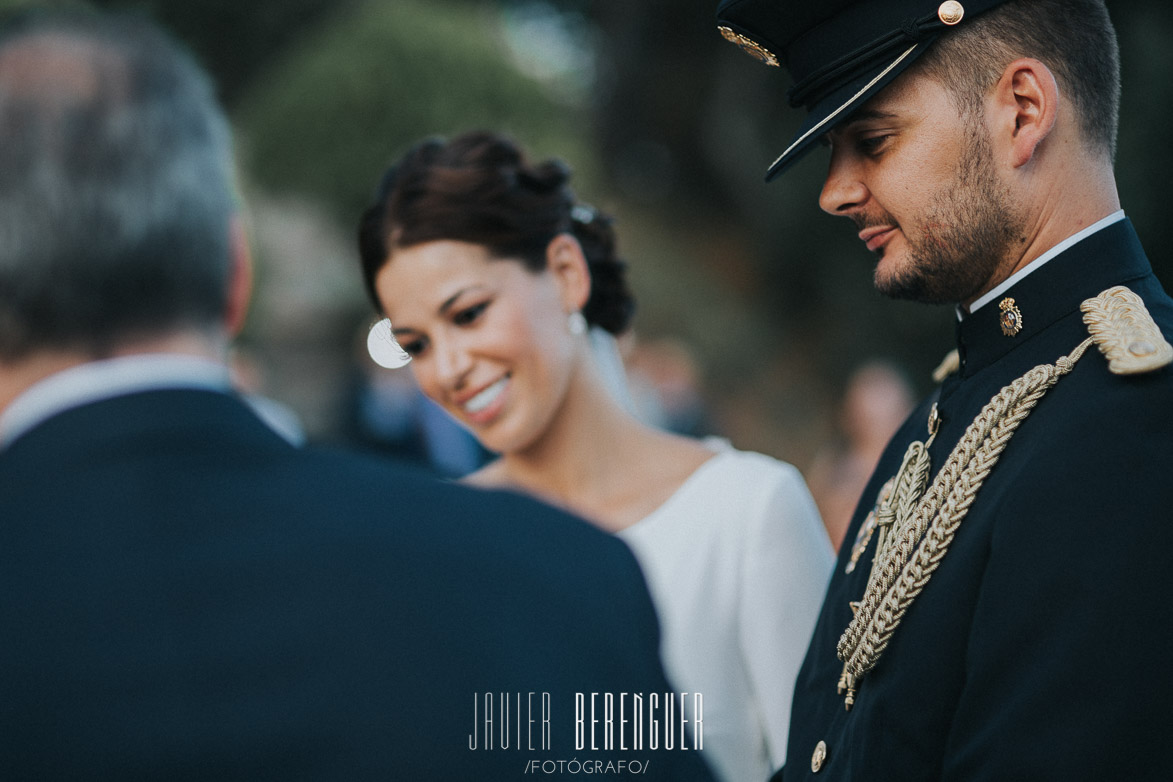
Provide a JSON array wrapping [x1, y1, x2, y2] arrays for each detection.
[[811, 740, 828, 773], [938, 1, 965, 25]]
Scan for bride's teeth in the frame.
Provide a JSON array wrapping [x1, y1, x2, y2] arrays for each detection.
[[464, 378, 506, 413]]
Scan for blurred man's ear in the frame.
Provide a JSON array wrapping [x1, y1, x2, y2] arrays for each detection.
[[224, 215, 253, 337]]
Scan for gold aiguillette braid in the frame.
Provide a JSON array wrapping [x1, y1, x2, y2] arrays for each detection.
[[874, 440, 932, 561], [836, 336, 1096, 706]]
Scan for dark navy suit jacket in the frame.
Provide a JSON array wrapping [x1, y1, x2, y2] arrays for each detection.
[[0, 387, 714, 781], [782, 219, 1173, 780]]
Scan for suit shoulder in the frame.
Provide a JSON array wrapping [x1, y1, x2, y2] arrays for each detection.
[[293, 444, 647, 587]]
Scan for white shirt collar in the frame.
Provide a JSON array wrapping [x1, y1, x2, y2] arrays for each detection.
[[0, 353, 232, 449], [964, 210, 1126, 316]]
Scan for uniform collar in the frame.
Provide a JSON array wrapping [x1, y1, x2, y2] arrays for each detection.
[[954, 218, 1151, 377], [967, 211, 1126, 314]]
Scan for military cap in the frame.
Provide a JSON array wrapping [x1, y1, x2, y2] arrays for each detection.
[[716, 0, 1011, 180]]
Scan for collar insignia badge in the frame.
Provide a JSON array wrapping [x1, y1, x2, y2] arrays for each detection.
[[999, 297, 1023, 337]]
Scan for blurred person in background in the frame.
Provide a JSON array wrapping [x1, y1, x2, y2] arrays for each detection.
[[625, 335, 714, 437], [358, 130, 833, 782], [806, 360, 915, 550], [0, 9, 716, 780]]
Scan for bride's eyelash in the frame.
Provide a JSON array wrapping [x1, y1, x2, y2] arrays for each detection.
[[398, 300, 490, 357], [857, 134, 891, 155], [400, 337, 426, 356], [454, 301, 489, 326]]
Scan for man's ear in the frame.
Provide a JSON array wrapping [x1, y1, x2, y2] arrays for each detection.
[[545, 233, 591, 314], [990, 57, 1059, 168], [224, 215, 253, 337]]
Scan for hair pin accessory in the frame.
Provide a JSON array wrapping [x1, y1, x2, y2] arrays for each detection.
[[367, 318, 412, 368]]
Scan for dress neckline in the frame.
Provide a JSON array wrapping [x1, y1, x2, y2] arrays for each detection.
[[622, 442, 734, 535]]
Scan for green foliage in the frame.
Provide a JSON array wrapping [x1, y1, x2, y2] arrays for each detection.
[[89, 0, 345, 106], [1, 0, 346, 106], [0, 0, 89, 17], [234, 0, 595, 225]]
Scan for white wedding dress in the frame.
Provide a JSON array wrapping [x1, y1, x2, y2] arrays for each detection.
[[619, 442, 833, 782]]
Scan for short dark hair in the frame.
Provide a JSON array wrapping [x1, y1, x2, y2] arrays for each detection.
[[915, 0, 1120, 156], [0, 9, 236, 360], [358, 131, 635, 336]]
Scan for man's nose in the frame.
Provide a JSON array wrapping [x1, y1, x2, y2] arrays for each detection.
[[818, 148, 869, 216]]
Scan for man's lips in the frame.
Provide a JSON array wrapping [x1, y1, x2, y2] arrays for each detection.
[[859, 226, 897, 252]]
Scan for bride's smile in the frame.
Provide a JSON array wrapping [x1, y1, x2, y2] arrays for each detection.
[[461, 375, 509, 417]]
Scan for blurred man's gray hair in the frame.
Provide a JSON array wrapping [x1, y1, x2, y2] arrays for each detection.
[[0, 10, 237, 360]]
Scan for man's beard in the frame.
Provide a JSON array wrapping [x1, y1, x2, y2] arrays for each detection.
[[869, 118, 1024, 305]]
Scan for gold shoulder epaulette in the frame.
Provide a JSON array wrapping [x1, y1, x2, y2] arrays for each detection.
[[931, 349, 960, 383], [1080, 285, 1173, 375]]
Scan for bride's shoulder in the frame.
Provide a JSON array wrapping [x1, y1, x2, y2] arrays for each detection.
[[688, 439, 806, 491], [637, 429, 715, 476], [732, 447, 804, 482]]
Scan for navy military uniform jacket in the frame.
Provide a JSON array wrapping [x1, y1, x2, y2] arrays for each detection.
[[0, 388, 715, 781], [782, 219, 1173, 780]]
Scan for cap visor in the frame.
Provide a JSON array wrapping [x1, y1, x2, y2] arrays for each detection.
[[764, 40, 932, 182]]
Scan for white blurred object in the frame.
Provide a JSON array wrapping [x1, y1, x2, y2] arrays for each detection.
[[367, 318, 412, 369]]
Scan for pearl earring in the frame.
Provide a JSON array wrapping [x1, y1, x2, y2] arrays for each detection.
[[568, 311, 587, 335]]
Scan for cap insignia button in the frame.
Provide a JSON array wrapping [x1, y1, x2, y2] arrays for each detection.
[[999, 297, 1023, 336], [938, 1, 965, 25], [717, 25, 780, 67], [811, 740, 828, 773]]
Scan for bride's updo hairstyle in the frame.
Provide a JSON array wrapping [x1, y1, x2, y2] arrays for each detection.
[[358, 131, 635, 335]]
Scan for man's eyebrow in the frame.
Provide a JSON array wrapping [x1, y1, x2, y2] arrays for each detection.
[[841, 108, 900, 127], [823, 109, 901, 145]]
